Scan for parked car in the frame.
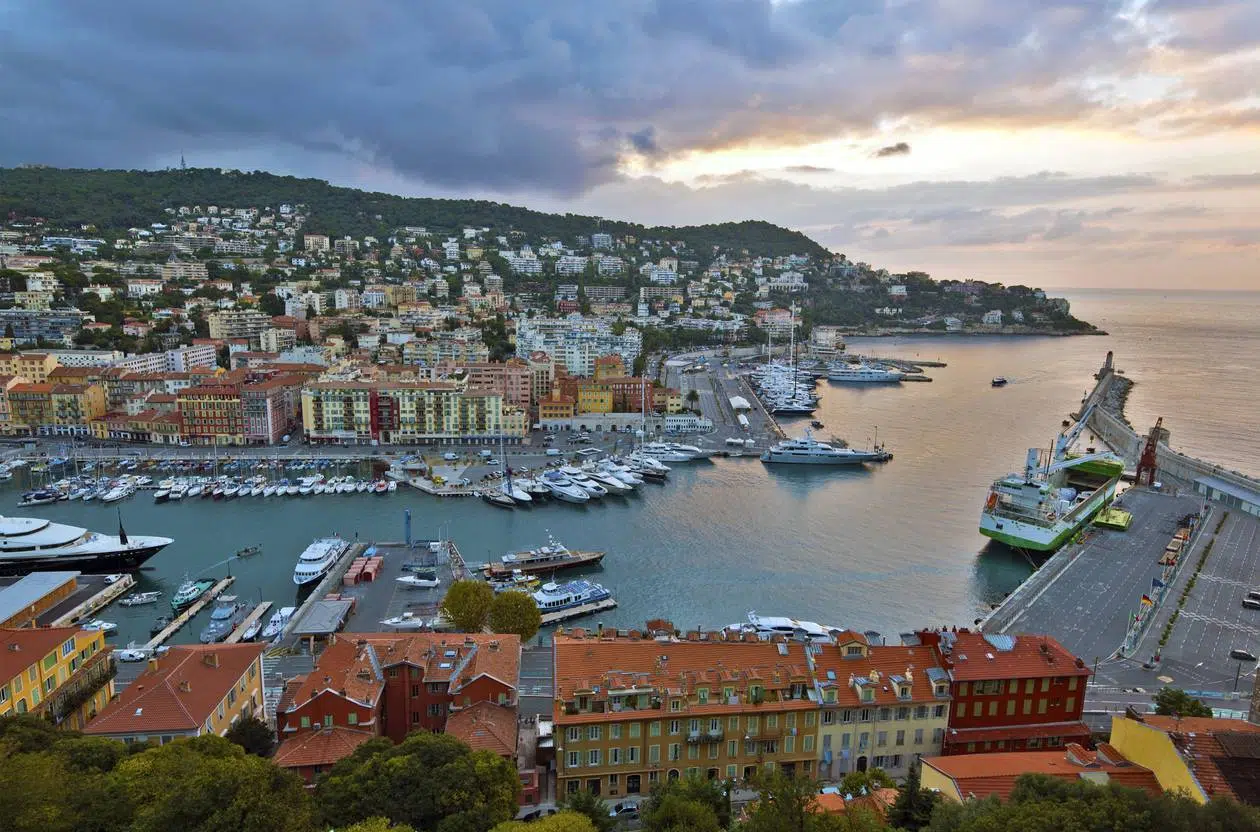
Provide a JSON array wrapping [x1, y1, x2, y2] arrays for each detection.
[[609, 802, 640, 820], [443, 452, 459, 461], [1230, 648, 1258, 662]]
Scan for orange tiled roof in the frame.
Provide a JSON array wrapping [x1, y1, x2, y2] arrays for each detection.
[[1140, 716, 1260, 736], [813, 788, 897, 816], [0, 627, 83, 681], [927, 630, 1090, 681], [947, 721, 1091, 744], [282, 637, 384, 712], [811, 643, 947, 707], [84, 644, 264, 735], [347, 632, 520, 691], [1139, 716, 1260, 803], [924, 745, 1163, 801], [274, 726, 376, 770], [446, 701, 518, 757]]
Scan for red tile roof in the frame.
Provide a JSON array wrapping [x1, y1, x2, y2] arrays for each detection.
[[925, 745, 1163, 801], [1138, 715, 1260, 804], [349, 632, 520, 692], [811, 643, 948, 707], [0, 627, 82, 681], [445, 701, 519, 758], [921, 629, 1090, 681], [947, 720, 1092, 745], [274, 726, 376, 770], [281, 637, 384, 713], [813, 788, 897, 817], [84, 644, 264, 735]]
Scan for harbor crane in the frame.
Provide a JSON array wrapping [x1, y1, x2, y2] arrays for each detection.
[[1135, 417, 1164, 486]]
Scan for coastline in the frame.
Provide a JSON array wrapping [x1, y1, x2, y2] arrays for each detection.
[[839, 327, 1108, 338]]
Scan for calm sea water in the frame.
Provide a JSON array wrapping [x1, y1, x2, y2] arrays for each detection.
[[13, 290, 1259, 646]]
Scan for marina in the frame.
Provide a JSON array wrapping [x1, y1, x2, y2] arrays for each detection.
[[144, 575, 235, 649]]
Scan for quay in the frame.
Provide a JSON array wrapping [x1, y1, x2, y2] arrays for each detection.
[[144, 576, 235, 649], [279, 542, 368, 645], [225, 601, 272, 644], [50, 573, 135, 626], [540, 598, 617, 626]]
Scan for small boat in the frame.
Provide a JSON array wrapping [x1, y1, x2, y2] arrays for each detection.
[[240, 617, 264, 642], [396, 574, 442, 589], [18, 489, 61, 507], [250, 485, 264, 497], [81, 619, 118, 634], [992, 377, 1009, 387], [480, 490, 517, 509], [235, 545, 262, 559], [356, 482, 370, 493], [387, 481, 397, 492], [149, 616, 172, 635], [380, 611, 428, 629], [262, 485, 277, 497], [119, 591, 162, 607], [153, 489, 170, 503], [199, 596, 245, 643], [261, 606, 296, 640], [373, 480, 389, 495], [168, 486, 186, 501], [186, 483, 204, 498], [171, 578, 215, 612], [811, 420, 825, 429]]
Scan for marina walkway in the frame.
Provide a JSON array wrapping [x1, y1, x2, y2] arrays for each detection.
[[226, 601, 272, 643], [984, 488, 1201, 666], [145, 576, 235, 649]]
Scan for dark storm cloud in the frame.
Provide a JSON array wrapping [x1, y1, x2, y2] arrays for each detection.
[[874, 142, 911, 157], [0, 0, 1239, 194]]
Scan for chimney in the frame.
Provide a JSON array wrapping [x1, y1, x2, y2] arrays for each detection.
[[178, 679, 192, 693], [7, 642, 19, 652], [148, 657, 160, 673], [202, 652, 219, 668]]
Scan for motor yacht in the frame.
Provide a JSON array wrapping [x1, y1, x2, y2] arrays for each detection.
[[0, 515, 172, 573], [260, 606, 296, 640], [292, 536, 350, 585], [531, 579, 612, 613], [760, 431, 892, 465], [542, 473, 590, 503]]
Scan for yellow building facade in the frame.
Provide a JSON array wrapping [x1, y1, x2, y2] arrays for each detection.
[[0, 627, 116, 730]]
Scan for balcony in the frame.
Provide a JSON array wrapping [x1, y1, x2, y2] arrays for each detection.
[[706, 728, 724, 742], [38, 651, 116, 726]]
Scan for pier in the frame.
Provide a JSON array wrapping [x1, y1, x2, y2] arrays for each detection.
[[540, 598, 617, 626], [226, 601, 272, 644], [144, 576, 235, 649], [51, 574, 135, 626]]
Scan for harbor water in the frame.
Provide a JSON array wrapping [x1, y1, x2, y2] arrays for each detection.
[[8, 289, 1259, 646]]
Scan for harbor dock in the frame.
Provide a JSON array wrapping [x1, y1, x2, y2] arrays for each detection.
[[144, 576, 235, 649], [540, 598, 617, 626], [226, 601, 272, 643]]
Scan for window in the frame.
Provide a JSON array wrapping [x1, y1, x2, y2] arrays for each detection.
[[1023, 699, 1033, 715], [933, 704, 946, 718], [988, 701, 998, 717], [958, 682, 969, 696], [630, 722, 640, 738], [966, 743, 976, 753], [803, 735, 814, 752], [841, 734, 850, 749], [61, 639, 75, 657], [784, 736, 794, 753], [895, 707, 909, 721], [300, 716, 310, 728], [824, 689, 837, 704], [749, 685, 763, 700], [932, 728, 944, 744], [767, 714, 778, 729], [689, 718, 700, 733], [728, 716, 740, 731], [649, 745, 660, 763], [411, 684, 420, 697], [1037, 699, 1048, 714], [747, 716, 759, 735], [588, 750, 601, 766], [726, 765, 737, 779], [568, 751, 580, 769], [895, 730, 905, 746], [873, 755, 887, 768], [1009, 679, 1019, 694], [611, 724, 622, 740], [688, 745, 698, 760], [611, 747, 622, 765], [708, 743, 718, 760], [971, 702, 982, 718], [427, 704, 443, 717], [348, 712, 358, 725], [669, 720, 680, 735], [697, 687, 709, 704], [1028, 738, 1041, 749], [1025, 679, 1034, 694], [1069, 677, 1079, 691], [588, 726, 602, 741], [650, 722, 661, 737], [892, 754, 903, 768], [846, 645, 863, 656], [914, 729, 924, 745], [786, 713, 796, 727], [1041, 678, 1050, 693], [955, 703, 965, 718], [822, 710, 836, 725], [1006, 700, 1016, 716], [915, 705, 928, 719], [670, 699, 682, 712], [1066, 696, 1076, 712], [323, 715, 332, 727], [723, 686, 735, 701], [805, 712, 816, 727], [859, 709, 873, 722], [568, 727, 581, 742], [668, 743, 680, 761]]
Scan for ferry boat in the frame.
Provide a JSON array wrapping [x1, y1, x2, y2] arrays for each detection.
[[723, 611, 846, 644], [199, 596, 246, 643], [979, 405, 1124, 551], [991, 377, 1009, 387], [484, 534, 606, 578], [827, 363, 904, 383], [760, 431, 892, 465], [261, 606, 296, 640], [292, 536, 350, 585], [532, 579, 612, 613], [0, 515, 172, 574]]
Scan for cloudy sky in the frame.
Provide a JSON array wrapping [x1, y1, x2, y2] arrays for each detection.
[[1, 0, 1257, 289]]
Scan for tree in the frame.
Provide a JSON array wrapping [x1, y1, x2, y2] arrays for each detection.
[[743, 771, 821, 832], [225, 715, 276, 757], [641, 793, 722, 832], [489, 590, 542, 642], [259, 293, 285, 317], [306, 303, 318, 320], [886, 761, 937, 831], [641, 774, 729, 832], [839, 768, 894, 797], [1153, 687, 1214, 718], [4, 323, 14, 339], [315, 731, 519, 832], [685, 389, 700, 410], [441, 579, 496, 632], [559, 789, 615, 832], [110, 735, 313, 832], [342, 819, 417, 832], [491, 812, 597, 832]]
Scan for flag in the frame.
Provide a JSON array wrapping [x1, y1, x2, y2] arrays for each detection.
[[1140, 595, 1154, 607], [1153, 578, 1166, 589]]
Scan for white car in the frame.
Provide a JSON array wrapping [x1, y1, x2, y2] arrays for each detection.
[[443, 452, 459, 461], [117, 649, 148, 662]]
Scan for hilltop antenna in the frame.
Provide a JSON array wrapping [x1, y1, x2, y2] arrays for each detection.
[[180, 153, 187, 171]]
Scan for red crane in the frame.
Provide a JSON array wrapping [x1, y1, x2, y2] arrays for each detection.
[[1135, 417, 1163, 486]]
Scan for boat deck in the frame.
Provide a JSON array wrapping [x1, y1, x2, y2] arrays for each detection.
[[226, 601, 272, 644], [145, 576, 235, 649], [540, 598, 618, 626]]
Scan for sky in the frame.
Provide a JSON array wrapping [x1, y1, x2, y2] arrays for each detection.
[[0, 0, 1257, 289]]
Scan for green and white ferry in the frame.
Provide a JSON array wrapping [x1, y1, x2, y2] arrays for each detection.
[[979, 406, 1124, 552]]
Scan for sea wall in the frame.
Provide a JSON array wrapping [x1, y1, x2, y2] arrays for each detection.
[[1084, 360, 1260, 495]]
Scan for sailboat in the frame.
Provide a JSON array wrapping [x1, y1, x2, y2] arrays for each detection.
[[498, 433, 531, 505]]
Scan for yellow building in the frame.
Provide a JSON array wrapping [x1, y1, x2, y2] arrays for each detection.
[[7, 382, 55, 431], [302, 380, 513, 443], [539, 389, 576, 421], [1108, 713, 1260, 804], [0, 374, 25, 433], [0, 352, 60, 383], [812, 632, 951, 781], [384, 284, 418, 307], [576, 383, 613, 414], [50, 382, 107, 427], [0, 627, 116, 730], [553, 627, 819, 800], [84, 644, 266, 744]]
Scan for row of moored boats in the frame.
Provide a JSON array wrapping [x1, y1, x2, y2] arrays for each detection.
[[153, 474, 396, 502], [477, 447, 708, 507]]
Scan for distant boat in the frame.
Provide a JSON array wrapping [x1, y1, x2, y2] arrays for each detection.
[[380, 611, 428, 629], [396, 574, 441, 589], [119, 591, 162, 607], [992, 377, 1009, 387]]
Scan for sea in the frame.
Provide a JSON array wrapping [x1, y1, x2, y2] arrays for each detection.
[[10, 289, 1260, 647]]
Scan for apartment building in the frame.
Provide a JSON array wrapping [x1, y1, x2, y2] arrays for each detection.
[[915, 629, 1091, 755], [274, 633, 520, 783], [301, 380, 519, 444], [304, 234, 330, 253], [178, 383, 245, 445], [402, 337, 490, 366], [85, 644, 265, 744], [515, 317, 642, 377], [241, 376, 299, 444], [50, 383, 107, 431], [553, 627, 819, 799], [207, 309, 273, 345], [0, 351, 60, 382], [0, 626, 116, 730], [435, 359, 532, 409], [7, 382, 55, 431], [813, 632, 951, 780], [160, 258, 208, 282]]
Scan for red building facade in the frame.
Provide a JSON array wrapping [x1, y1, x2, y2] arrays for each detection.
[[917, 629, 1091, 755]]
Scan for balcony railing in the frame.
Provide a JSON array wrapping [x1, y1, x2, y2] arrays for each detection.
[[38, 651, 116, 725]]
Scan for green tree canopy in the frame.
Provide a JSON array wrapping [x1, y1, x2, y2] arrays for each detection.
[[342, 818, 418, 832], [491, 812, 597, 832], [315, 731, 520, 832], [1153, 687, 1214, 718], [886, 761, 937, 831], [839, 768, 894, 797], [441, 579, 496, 632], [224, 714, 276, 757], [259, 292, 286, 316], [641, 773, 729, 832], [489, 590, 542, 642], [558, 789, 615, 832]]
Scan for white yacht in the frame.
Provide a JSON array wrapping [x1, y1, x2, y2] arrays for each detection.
[[0, 515, 172, 573], [724, 611, 846, 644], [637, 442, 694, 463], [827, 362, 904, 383], [261, 606, 296, 640], [292, 536, 350, 585], [760, 431, 892, 465], [541, 473, 590, 503], [532, 579, 612, 613]]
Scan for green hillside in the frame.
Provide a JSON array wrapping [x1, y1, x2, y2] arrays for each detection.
[[0, 167, 830, 259]]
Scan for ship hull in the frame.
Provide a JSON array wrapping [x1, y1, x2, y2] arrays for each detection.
[[979, 478, 1117, 552], [0, 542, 169, 576], [760, 451, 880, 465], [486, 551, 605, 578]]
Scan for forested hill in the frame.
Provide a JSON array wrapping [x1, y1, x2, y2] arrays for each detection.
[[0, 167, 830, 259]]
